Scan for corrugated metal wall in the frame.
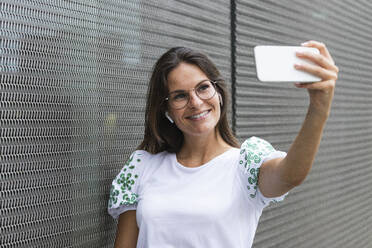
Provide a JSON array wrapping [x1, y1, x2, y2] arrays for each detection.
[[234, 0, 372, 247], [1, 0, 231, 247], [1, 0, 371, 247]]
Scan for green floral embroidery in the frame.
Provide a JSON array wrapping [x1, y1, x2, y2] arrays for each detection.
[[247, 168, 259, 198], [108, 185, 119, 208], [239, 137, 274, 199], [119, 192, 139, 206], [108, 152, 141, 208]]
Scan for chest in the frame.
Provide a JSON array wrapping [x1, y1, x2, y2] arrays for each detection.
[[136, 162, 241, 226]]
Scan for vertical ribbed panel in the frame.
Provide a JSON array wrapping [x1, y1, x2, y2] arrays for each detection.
[[2, 0, 372, 247], [0, 1, 230, 247], [234, 0, 372, 247]]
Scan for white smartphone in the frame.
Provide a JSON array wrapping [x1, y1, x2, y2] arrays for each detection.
[[254, 46, 321, 82]]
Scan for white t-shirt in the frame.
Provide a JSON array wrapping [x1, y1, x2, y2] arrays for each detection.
[[108, 136, 288, 248]]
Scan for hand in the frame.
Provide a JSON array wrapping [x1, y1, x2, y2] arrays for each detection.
[[294, 40, 339, 118]]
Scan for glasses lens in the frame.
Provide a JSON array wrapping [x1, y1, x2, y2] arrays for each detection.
[[169, 92, 188, 109], [196, 81, 216, 100]]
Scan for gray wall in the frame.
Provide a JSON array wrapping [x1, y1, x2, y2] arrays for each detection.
[[1, 0, 371, 247], [234, 1, 372, 247]]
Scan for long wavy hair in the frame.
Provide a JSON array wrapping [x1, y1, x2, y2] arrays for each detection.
[[137, 47, 239, 153]]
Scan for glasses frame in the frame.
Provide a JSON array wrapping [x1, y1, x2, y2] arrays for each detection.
[[165, 80, 219, 110]]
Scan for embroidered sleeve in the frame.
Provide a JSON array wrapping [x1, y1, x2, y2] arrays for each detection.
[[108, 150, 146, 219], [238, 136, 288, 207]]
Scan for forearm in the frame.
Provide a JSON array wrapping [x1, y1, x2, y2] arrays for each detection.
[[279, 106, 329, 186], [259, 41, 338, 197]]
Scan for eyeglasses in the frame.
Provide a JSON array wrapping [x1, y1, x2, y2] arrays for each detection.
[[165, 80, 218, 110]]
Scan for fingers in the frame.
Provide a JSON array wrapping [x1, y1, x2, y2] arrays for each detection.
[[294, 80, 335, 90], [295, 41, 339, 84], [294, 63, 338, 81], [301, 40, 335, 64], [296, 51, 339, 73]]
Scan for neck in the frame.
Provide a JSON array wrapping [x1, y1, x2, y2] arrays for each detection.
[[177, 129, 233, 167]]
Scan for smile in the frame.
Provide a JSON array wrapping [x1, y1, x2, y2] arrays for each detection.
[[187, 110, 211, 120]]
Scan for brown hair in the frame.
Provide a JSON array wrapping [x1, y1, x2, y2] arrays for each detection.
[[137, 47, 239, 153]]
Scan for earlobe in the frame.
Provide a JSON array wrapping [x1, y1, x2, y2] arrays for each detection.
[[165, 111, 174, 123]]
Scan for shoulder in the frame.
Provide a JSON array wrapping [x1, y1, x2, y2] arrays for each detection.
[[240, 136, 275, 155], [122, 150, 148, 173], [108, 150, 169, 218], [239, 136, 276, 165], [237, 136, 288, 205], [124, 150, 168, 171], [115, 150, 165, 185], [127, 149, 170, 161], [126, 149, 173, 172]]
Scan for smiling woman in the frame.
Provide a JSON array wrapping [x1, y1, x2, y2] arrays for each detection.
[[166, 63, 223, 140], [108, 43, 338, 248], [138, 47, 239, 154]]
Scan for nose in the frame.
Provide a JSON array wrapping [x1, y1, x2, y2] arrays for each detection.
[[187, 90, 203, 108]]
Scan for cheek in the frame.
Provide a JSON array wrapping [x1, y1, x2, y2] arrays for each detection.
[[215, 100, 223, 122], [170, 109, 184, 122], [212, 97, 221, 113]]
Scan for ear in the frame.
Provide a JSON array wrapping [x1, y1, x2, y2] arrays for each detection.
[[165, 111, 174, 123]]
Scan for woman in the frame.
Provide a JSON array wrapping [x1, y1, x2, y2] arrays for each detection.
[[108, 40, 338, 247]]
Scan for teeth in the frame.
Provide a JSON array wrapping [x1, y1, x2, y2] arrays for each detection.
[[189, 111, 209, 119]]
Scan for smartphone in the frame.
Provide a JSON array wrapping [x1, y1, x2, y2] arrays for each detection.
[[254, 46, 321, 82]]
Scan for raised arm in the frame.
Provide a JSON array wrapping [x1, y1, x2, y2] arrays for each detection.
[[258, 41, 339, 197]]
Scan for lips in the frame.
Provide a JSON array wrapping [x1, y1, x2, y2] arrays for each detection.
[[186, 110, 211, 119]]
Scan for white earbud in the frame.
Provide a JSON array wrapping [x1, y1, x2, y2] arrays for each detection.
[[218, 94, 223, 107], [165, 111, 174, 123]]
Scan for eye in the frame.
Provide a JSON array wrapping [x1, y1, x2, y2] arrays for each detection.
[[198, 84, 210, 91], [172, 93, 187, 101]]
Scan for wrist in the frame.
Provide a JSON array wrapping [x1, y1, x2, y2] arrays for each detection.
[[307, 105, 330, 122], [308, 90, 334, 119]]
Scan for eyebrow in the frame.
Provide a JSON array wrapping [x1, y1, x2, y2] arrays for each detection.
[[168, 79, 210, 94]]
